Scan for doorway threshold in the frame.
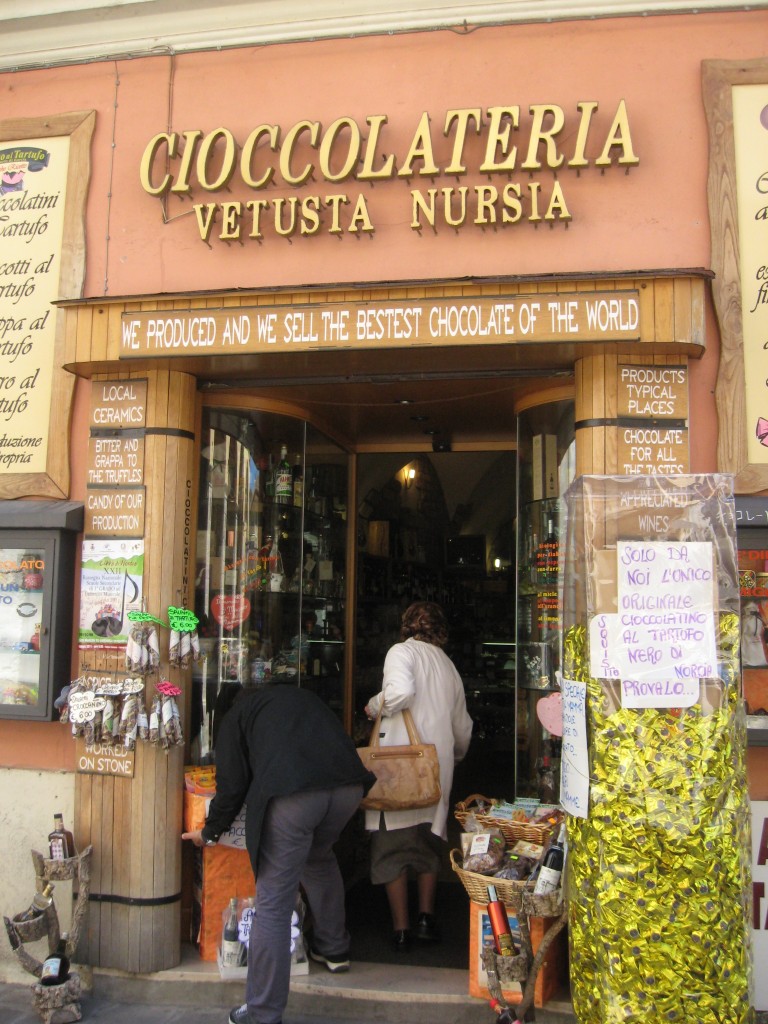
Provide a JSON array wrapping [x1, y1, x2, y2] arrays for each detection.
[[89, 943, 575, 1024]]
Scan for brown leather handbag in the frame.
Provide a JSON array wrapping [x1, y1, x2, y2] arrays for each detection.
[[358, 707, 442, 811]]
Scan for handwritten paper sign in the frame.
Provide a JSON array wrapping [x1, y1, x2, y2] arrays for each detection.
[[589, 541, 717, 708], [560, 678, 589, 819]]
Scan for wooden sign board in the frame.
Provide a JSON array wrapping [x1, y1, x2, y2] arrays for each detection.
[[617, 365, 688, 419], [617, 366, 689, 475], [85, 486, 146, 538], [119, 291, 641, 358], [89, 379, 147, 428], [87, 434, 145, 486], [75, 738, 135, 778], [617, 424, 690, 476]]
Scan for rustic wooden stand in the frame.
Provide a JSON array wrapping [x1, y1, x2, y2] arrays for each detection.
[[3, 847, 92, 1024], [481, 889, 568, 1024]]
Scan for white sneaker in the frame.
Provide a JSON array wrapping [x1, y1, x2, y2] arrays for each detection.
[[309, 947, 350, 973]]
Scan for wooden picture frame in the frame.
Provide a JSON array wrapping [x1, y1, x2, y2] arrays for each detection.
[[0, 109, 95, 499], [703, 58, 768, 492]]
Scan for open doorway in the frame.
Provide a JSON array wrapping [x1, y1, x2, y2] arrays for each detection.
[[342, 449, 517, 968]]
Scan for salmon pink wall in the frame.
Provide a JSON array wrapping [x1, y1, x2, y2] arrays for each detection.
[[1, 11, 766, 299]]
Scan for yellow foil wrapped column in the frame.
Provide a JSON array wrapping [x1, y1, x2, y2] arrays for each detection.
[[564, 618, 753, 1024]]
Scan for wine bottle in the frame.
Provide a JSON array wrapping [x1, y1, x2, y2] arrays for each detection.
[[16, 882, 55, 922], [537, 751, 556, 804], [533, 823, 566, 895], [274, 445, 292, 504], [221, 897, 245, 968], [265, 453, 275, 500], [486, 884, 515, 957], [292, 453, 303, 507], [40, 932, 70, 986], [489, 998, 518, 1023], [48, 813, 76, 861]]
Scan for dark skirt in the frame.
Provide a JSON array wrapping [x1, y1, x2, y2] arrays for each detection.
[[369, 818, 445, 885]]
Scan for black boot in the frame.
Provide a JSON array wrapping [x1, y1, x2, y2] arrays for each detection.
[[392, 929, 412, 952]]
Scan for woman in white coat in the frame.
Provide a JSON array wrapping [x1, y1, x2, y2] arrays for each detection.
[[364, 601, 473, 952]]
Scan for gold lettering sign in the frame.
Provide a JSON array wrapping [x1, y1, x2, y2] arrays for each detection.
[[120, 291, 641, 358], [139, 101, 639, 244]]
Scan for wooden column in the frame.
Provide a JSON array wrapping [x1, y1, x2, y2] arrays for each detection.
[[75, 368, 198, 972]]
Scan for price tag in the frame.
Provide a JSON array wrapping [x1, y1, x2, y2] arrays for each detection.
[[69, 691, 108, 723], [127, 610, 167, 627], [167, 605, 199, 631]]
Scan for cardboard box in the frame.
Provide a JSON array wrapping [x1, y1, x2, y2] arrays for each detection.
[[192, 845, 255, 962], [184, 789, 247, 849], [468, 900, 567, 1008]]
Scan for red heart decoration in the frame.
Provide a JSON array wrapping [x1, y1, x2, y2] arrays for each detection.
[[211, 594, 251, 630]]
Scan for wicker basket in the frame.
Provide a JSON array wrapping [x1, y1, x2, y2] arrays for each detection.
[[454, 793, 560, 846], [450, 848, 527, 909]]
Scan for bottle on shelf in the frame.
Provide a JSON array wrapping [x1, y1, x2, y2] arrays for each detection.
[[16, 882, 55, 922], [274, 445, 293, 505], [533, 823, 566, 895], [48, 813, 76, 861], [39, 932, 70, 986], [537, 735, 556, 803], [486, 884, 516, 957], [489, 998, 519, 1023], [265, 453, 275, 500], [221, 897, 246, 968], [292, 453, 303, 507]]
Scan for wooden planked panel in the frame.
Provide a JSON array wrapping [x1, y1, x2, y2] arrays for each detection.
[[74, 366, 197, 973], [690, 278, 706, 349], [652, 279, 675, 344], [75, 305, 94, 365], [603, 350, 619, 474], [638, 280, 656, 344], [672, 277, 692, 346]]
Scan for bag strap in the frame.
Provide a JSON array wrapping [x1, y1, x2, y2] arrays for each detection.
[[401, 707, 422, 744], [369, 705, 422, 746]]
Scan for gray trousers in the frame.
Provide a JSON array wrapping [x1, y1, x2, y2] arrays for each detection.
[[245, 784, 363, 1024]]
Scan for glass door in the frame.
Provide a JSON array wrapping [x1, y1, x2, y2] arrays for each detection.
[[190, 406, 348, 763]]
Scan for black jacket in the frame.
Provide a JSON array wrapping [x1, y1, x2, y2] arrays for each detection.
[[202, 685, 375, 873]]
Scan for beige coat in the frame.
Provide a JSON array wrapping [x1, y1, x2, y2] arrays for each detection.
[[364, 637, 473, 838]]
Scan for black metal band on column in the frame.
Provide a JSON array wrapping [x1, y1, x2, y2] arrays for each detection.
[[575, 418, 688, 430], [88, 892, 181, 906]]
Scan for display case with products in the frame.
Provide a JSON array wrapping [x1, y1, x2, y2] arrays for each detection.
[[734, 498, 768, 746], [515, 497, 563, 798], [0, 504, 81, 720], [513, 400, 575, 800], [191, 410, 348, 762]]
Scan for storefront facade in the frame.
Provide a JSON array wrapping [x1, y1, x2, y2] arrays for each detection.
[[1, 1, 768, 1001]]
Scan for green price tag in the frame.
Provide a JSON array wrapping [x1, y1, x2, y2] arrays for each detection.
[[126, 610, 167, 627], [167, 605, 199, 631]]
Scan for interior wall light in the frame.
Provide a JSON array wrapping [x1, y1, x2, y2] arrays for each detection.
[[404, 466, 416, 489]]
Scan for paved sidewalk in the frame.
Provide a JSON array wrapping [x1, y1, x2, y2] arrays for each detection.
[[0, 974, 575, 1024]]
